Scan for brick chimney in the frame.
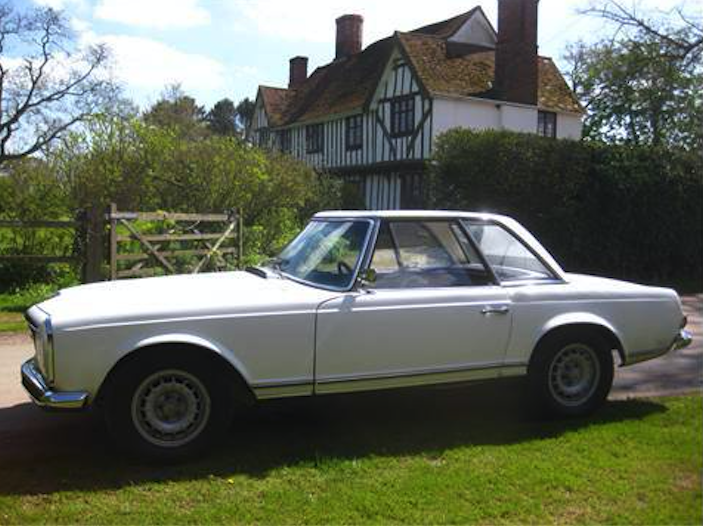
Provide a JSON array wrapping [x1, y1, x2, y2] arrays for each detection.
[[336, 14, 363, 60], [289, 56, 308, 89], [494, 0, 539, 105]]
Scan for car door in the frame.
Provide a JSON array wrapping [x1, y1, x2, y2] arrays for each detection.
[[314, 219, 514, 394]]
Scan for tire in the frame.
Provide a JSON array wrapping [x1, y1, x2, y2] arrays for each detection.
[[103, 350, 233, 462], [528, 330, 614, 418]]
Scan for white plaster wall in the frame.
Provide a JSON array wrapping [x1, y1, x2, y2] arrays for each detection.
[[556, 113, 583, 140], [433, 97, 584, 140], [499, 105, 538, 133], [432, 98, 500, 138]]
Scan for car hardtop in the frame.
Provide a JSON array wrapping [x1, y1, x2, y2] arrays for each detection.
[[313, 210, 567, 282], [314, 210, 510, 222]]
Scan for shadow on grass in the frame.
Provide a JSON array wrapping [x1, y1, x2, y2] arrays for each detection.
[[0, 379, 667, 497]]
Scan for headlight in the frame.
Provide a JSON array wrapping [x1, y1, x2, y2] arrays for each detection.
[[25, 312, 55, 384], [42, 317, 55, 384]]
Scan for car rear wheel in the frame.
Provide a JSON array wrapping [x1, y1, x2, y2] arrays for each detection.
[[528, 331, 614, 417], [104, 352, 232, 462]]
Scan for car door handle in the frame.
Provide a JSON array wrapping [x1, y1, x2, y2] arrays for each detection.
[[481, 305, 510, 316]]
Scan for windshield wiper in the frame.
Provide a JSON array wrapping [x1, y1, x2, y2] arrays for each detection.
[[245, 266, 268, 279]]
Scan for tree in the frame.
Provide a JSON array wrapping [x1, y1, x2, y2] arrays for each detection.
[[143, 84, 208, 140], [580, 1, 702, 67], [567, 1, 702, 150], [206, 98, 237, 136], [235, 97, 255, 136], [0, 3, 114, 166]]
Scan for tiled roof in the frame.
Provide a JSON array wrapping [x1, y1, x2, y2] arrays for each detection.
[[397, 32, 584, 114], [260, 10, 583, 127], [259, 86, 293, 127]]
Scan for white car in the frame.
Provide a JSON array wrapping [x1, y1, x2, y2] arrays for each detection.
[[22, 211, 691, 460]]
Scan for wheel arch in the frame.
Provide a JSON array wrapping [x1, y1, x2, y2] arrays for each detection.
[[95, 335, 256, 407], [531, 314, 626, 367]]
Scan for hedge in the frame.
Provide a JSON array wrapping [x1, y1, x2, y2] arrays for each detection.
[[428, 129, 703, 286]]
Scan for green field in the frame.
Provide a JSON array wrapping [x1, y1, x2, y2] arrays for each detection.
[[0, 390, 700, 524]]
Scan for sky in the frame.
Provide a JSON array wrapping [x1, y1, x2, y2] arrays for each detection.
[[15, 0, 692, 110]]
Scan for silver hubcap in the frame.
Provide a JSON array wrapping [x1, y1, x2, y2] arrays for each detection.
[[548, 344, 601, 407], [131, 370, 211, 448]]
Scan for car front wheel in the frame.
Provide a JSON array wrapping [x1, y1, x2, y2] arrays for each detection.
[[104, 352, 231, 461], [528, 331, 614, 417]]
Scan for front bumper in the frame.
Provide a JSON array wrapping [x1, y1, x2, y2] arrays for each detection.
[[672, 329, 693, 351], [21, 359, 88, 411]]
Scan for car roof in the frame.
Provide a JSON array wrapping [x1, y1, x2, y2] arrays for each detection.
[[314, 210, 511, 221]]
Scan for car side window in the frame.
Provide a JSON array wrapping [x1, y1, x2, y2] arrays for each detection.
[[463, 220, 555, 282], [369, 220, 493, 289]]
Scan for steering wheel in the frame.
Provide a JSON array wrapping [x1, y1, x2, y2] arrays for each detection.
[[337, 261, 353, 276]]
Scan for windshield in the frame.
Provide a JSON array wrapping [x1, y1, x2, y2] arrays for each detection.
[[272, 220, 372, 290]]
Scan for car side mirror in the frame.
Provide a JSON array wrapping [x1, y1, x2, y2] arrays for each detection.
[[357, 268, 377, 290]]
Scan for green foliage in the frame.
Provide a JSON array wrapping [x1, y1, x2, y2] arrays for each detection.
[[566, 28, 702, 150], [429, 129, 703, 283], [206, 98, 237, 137], [0, 114, 341, 289], [142, 84, 209, 141], [235, 97, 255, 134]]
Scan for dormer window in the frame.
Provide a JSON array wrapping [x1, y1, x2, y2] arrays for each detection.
[[391, 96, 415, 137]]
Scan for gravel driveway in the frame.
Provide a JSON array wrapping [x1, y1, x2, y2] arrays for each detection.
[[0, 294, 700, 445]]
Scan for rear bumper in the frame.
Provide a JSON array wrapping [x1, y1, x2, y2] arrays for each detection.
[[624, 329, 693, 366], [21, 359, 88, 411]]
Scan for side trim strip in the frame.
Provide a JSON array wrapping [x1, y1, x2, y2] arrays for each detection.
[[251, 362, 528, 400]]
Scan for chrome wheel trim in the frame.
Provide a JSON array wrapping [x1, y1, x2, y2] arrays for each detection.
[[131, 369, 211, 448], [548, 343, 601, 407]]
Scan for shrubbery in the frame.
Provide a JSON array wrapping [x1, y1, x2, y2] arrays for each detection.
[[0, 117, 341, 290], [429, 129, 702, 285]]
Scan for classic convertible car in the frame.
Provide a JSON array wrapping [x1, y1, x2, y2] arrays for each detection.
[[22, 211, 691, 459]]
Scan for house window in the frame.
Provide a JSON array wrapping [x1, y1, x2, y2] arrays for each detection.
[[280, 129, 292, 153], [258, 128, 270, 148], [306, 124, 324, 154], [390, 96, 415, 137], [345, 115, 363, 151], [537, 111, 557, 138]]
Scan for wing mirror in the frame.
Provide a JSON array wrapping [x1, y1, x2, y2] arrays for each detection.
[[356, 268, 377, 290]]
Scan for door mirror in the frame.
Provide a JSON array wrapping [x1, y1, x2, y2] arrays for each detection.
[[357, 268, 377, 289]]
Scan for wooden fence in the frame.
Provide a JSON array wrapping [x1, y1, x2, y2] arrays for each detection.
[[107, 204, 243, 280], [0, 205, 243, 283], [0, 218, 82, 265]]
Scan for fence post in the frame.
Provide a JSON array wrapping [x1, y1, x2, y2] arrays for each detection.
[[109, 203, 118, 280], [82, 205, 105, 283], [238, 209, 243, 269]]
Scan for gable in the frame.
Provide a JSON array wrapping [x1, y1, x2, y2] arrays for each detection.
[[448, 8, 496, 47], [369, 46, 423, 110]]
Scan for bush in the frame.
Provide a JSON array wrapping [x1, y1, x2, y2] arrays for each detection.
[[0, 117, 341, 290], [429, 129, 703, 284]]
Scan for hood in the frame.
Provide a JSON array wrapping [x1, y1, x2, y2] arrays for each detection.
[[38, 271, 338, 330]]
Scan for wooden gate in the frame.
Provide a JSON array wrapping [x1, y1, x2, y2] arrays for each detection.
[[107, 204, 243, 280]]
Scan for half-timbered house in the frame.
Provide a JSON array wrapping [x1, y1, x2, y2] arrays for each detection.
[[250, 0, 584, 210]]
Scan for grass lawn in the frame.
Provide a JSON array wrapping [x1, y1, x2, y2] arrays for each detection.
[[0, 285, 62, 332], [0, 388, 700, 524], [0, 311, 24, 332]]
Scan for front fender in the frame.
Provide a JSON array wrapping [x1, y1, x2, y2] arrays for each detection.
[[126, 332, 253, 384]]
